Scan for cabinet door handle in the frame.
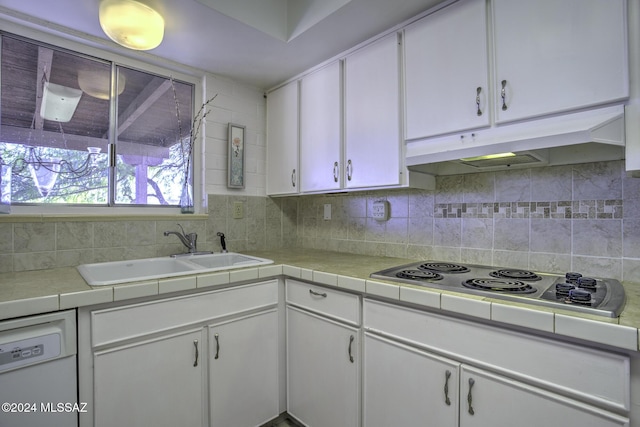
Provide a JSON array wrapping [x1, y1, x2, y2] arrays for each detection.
[[467, 377, 475, 415], [193, 339, 199, 367], [476, 87, 483, 116], [333, 161, 339, 182], [309, 289, 327, 298], [500, 80, 508, 111], [348, 335, 355, 363], [214, 333, 220, 360], [291, 169, 296, 187], [444, 370, 452, 406], [346, 159, 353, 181]]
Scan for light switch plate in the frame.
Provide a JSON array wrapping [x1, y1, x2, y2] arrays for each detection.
[[323, 204, 331, 220], [372, 200, 389, 221]]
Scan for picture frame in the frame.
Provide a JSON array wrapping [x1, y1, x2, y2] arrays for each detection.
[[227, 123, 245, 189]]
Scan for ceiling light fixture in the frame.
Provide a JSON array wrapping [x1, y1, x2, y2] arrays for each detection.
[[40, 82, 83, 122], [99, 0, 164, 51], [77, 69, 126, 100]]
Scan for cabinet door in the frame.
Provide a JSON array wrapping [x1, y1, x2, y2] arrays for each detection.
[[300, 61, 342, 192], [267, 81, 299, 195], [93, 329, 205, 427], [460, 366, 629, 427], [363, 333, 459, 427], [493, 0, 628, 123], [287, 306, 359, 427], [404, 0, 489, 140], [345, 33, 401, 188], [209, 309, 279, 427]]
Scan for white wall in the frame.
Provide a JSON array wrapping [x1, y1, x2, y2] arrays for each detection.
[[203, 73, 267, 199]]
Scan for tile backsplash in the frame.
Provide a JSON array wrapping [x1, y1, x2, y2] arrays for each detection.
[[1, 160, 640, 283], [292, 160, 640, 282]]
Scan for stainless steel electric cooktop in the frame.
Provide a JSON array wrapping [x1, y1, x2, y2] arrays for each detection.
[[370, 261, 626, 318]]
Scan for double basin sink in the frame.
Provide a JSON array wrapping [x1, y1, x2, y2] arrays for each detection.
[[77, 252, 273, 286]]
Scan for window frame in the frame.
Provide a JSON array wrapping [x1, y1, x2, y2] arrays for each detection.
[[0, 23, 205, 215]]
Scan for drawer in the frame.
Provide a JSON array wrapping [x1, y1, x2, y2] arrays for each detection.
[[286, 279, 360, 326], [364, 299, 630, 413], [92, 280, 278, 347]]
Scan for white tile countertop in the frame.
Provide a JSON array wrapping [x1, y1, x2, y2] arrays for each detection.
[[0, 248, 639, 352]]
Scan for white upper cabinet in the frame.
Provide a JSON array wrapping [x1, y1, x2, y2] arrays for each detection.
[[300, 61, 342, 193], [266, 81, 299, 195], [492, 0, 628, 123], [405, 0, 490, 140], [345, 33, 402, 188]]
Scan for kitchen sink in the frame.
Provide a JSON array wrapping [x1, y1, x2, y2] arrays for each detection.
[[184, 252, 273, 269], [77, 252, 273, 286]]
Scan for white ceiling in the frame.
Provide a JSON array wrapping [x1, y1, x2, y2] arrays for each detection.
[[0, 0, 444, 90]]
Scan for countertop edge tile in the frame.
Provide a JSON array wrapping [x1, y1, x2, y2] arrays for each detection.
[[313, 271, 338, 287], [0, 296, 59, 321], [400, 286, 441, 309], [555, 313, 639, 351], [441, 294, 491, 320], [158, 276, 197, 294], [366, 279, 400, 300], [60, 287, 113, 309], [300, 268, 313, 281], [282, 265, 302, 278], [338, 275, 366, 293], [113, 280, 159, 301], [491, 303, 555, 333], [230, 267, 259, 282], [196, 271, 230, 288], [259, 264, 283, 278]]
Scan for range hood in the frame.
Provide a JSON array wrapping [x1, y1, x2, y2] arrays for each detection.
[[406, 105, 625, 176]]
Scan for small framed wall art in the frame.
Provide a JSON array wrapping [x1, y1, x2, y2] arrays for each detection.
[[227, 123, 245, 189]]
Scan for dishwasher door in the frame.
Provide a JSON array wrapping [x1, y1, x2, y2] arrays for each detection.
[[0, 310, 78, 427]]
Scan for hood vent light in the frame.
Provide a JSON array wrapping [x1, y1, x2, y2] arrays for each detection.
[[457, 151, 546, 168]]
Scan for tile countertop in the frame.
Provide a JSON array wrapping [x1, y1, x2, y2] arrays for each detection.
[[0, 248, 639, 352]]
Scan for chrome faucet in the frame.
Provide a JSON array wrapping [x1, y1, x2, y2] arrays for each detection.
[[164, 224, 197, 254]]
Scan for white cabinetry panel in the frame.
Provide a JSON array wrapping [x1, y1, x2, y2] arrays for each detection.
[[287, 305, 360, 427], [94, 329, 205, 427], [404, 0, 489, 140], [460, 366, 629, 427], [300, 62, 342, 192], [209, 310, 279, 427], [267, 81, 299, 195], [492, 0, 628, 122], [345, 33, 402, 188]]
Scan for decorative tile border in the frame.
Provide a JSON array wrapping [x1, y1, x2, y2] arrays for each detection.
[[435, 200, 623, 219]]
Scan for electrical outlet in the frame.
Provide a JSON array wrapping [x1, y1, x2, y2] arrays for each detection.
[[372, 200, 389, 221], [233, 201, 244, 219]]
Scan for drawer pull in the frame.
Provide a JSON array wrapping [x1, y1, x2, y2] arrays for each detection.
[[467, 377, 475, 415], [214, 333, 220, 360], [500, 80, 508, 111], [348, 335, 355, 363], [309, 289, 327, 298], [193, 339, 199, 367], [476, 87, 483, 116], [444, 370, 452, 405]]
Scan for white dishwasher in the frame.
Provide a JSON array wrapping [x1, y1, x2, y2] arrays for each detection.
[[0, 310, 78, 427]]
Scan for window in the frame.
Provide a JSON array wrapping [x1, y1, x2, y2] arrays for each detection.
[[0, 34, 194, 207]]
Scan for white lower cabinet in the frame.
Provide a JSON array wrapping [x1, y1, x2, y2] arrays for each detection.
[[364, 333, 459, 427], [208, 309, 279, 427], [363, 298, 630, 427], [287, 307, 360, 427], [93, 328, 206, 427], [286, 279, 361, 427], [79, 280, 280, 427], [460, 366, 628, 427]]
